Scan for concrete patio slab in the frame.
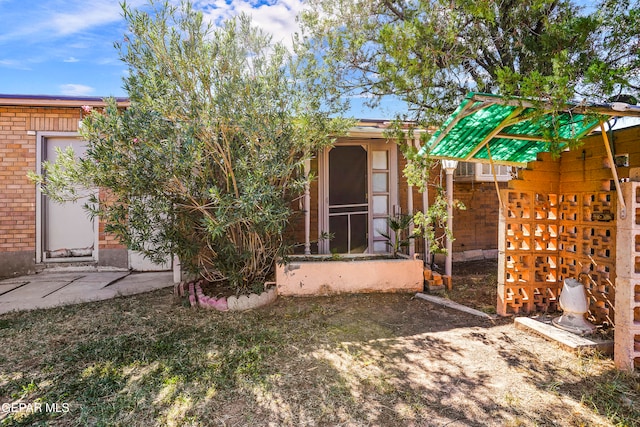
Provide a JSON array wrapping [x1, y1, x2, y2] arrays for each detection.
[[514, 316, 614, 355], [0, 271, 173, 314], [0, 281, 30, 297]]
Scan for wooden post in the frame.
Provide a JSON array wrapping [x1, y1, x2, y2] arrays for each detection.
[[600, 121, 627, 219], [304, 158, 311, 255]]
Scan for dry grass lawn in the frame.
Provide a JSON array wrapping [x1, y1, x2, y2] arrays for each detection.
[[0, 261, 638, 426]]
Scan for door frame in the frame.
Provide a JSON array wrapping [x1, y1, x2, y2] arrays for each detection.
[[317, 139, 398, 254], [35, 132, 99, 264]]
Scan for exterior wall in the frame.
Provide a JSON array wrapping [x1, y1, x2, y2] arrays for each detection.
[[0, 105, 126, 278], [289, 139, 504, 257], [496, 125, 640, 371], [276, 256, 424, 296], [400, 158, 505, 258], [451, 181, 505, 254]]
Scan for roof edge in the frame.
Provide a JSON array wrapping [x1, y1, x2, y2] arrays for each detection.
[[0, 94, 130, 107]]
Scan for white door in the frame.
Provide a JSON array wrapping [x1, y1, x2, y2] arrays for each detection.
[[128, 250, 171, 271], [41, 137, 96, 261]]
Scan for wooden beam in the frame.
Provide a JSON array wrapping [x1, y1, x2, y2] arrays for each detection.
[[492, 132, 574, 144], [427, 100, 492, 150], [600, 121, 627, 219], [430, 155, 526, 167], [463, 107, 525, 161], [471, 93, 640, 118]]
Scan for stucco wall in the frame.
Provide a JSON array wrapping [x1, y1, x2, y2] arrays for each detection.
[[276, 256, 424, 296]]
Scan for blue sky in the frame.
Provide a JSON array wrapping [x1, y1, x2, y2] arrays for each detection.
[[0, 0, 401, 118]]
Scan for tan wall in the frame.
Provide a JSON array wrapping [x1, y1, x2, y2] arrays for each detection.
[[276, 256, 424, 296], [498, 126, 640, 332]]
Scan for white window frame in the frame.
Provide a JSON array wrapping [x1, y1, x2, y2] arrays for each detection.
[[454, 162, 514, 182]]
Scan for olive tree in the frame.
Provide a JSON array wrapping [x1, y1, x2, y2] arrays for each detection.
[[36, 1, 351, 293]]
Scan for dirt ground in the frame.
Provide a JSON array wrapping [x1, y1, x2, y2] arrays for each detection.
[[445, 259, 500, 313], [0, 260, 639, 426]]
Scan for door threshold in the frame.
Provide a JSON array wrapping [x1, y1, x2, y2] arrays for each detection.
[[42, 257, 95, 263]]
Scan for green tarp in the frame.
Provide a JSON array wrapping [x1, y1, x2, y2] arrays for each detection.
[[423, 92, 618, 166]]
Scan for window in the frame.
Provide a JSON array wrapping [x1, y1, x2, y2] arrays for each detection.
[[454, 162, 514, 182], [454, 162, 475, 178]]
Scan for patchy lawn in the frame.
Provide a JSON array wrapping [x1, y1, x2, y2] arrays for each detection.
[[0, 280, 638, 426]]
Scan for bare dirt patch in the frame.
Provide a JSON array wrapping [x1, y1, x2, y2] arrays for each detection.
[[445, 259, 500, 313]]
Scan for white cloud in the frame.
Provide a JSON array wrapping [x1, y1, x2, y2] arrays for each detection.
[[60, 84, 94, 96], [96, 57, 120, 66], [48, 2, 124, 36], [63, 57, 79, 63], [0, 0, 147, 43], [0, 59, 31, 70], [0, 1, 302, 47], [197, 0, 304, 47]]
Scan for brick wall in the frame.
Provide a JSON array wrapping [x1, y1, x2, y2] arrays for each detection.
[[288, 140, 504, 255], [1, 107, 44, 254], [451, 181, 505, 252], [0, 105, 126, 277]]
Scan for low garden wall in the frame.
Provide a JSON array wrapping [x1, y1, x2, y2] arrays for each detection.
[[275, 254, 424, 296]]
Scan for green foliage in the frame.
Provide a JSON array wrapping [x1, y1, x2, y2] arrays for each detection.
[[301, 0, 640, 125], [385, 124, 465, 254], [33, 1, 351, 293], [378, 214, 418, 257], [300, 0, 639, 251]]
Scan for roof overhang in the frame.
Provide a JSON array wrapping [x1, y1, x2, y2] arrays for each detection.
[[347, 120, 430, 139], [423, 92, 640, 166], [0, 94, 130, 108]]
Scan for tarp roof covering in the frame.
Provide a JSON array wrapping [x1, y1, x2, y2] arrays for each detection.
[[424, 92, 640, 166]]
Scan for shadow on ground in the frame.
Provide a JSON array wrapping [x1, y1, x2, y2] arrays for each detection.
[[0, 291, 638, 426]]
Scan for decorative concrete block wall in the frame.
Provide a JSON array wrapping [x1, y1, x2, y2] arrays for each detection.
[[497, 189, 561, 315], [497, 151, 618, 326], [497, 127, 640, 371], [558, 191, 616, 326]]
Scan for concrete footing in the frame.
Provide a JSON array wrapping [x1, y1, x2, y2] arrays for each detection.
[[515, 317, 613, 355]]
